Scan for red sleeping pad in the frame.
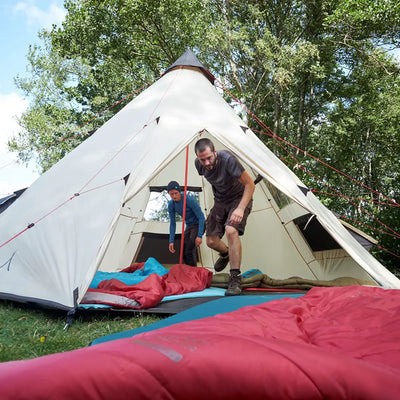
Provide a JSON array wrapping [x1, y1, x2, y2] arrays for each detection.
[[1, 285, 400, 399]]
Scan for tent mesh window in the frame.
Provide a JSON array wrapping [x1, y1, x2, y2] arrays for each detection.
[[144, 188, 201, 222], [294, 214, 376, 252], [294, 214, 341, 251], [264, 180, 293, 209], [144, 192, 170, 222]]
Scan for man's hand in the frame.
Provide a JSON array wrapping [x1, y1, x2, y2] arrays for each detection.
[[169, 243, 175, 253], [230, 207, 244, 225], [195, 237, 202, 247]]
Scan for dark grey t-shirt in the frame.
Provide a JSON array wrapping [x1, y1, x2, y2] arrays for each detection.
[[195, 150, 245, 203]]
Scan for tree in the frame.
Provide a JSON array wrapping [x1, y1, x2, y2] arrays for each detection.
[[9, 0, 400, 269], [307, 50, 400, 271], [11, 0, 213, 172]]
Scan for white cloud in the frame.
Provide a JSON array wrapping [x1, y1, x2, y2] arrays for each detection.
[[0, 92, 39, 197], [0, 92, 28, 152], [0, 1, 66, 197], [14, 1, 66, 30]]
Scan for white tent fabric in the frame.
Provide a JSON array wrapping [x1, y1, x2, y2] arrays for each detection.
[[0, 51, 399, 310]]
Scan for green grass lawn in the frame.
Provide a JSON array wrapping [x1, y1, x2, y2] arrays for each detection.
[[0, 300, 162, 362]]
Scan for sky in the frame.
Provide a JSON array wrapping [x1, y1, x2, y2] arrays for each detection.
[[0, 0, 66, 197]]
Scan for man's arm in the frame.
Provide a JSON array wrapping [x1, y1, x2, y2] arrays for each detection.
[[229, 170, 255, 225], [188, 197, 205, 237], [168, 201, 176, 252]]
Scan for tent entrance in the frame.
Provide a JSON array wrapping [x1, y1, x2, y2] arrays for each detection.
[[133, 232, 183, 265]]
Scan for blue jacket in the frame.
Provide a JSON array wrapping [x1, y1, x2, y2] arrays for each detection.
[[168, 194, 205, 243]]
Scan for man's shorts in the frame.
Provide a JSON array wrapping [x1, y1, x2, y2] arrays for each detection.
[[206, 198, 253, 238]]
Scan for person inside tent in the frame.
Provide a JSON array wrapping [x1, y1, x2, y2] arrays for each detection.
[[167, 181, 205, 267], [194, 138, 255, 295]]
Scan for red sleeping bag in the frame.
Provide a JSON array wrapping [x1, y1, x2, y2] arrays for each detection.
[[83, 264, 213, 308], [1, 285, 400, 399]]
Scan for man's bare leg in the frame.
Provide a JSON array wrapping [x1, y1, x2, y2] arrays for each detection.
[[206, 235, 228, 254], [224, 226, 242, 295], [225, 225, 241, 271], [207, 235, 230, 272]]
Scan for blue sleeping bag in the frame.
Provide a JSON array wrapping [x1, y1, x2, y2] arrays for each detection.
[[89, 257, 169, 288]]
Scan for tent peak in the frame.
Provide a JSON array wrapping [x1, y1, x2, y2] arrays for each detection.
[[164, 49, 215, 84]]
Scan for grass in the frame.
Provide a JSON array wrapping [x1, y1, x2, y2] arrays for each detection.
[[0, 300, 162, 362]]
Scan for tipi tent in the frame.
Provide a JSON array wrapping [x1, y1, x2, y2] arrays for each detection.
[[0, 50, 398, 311]]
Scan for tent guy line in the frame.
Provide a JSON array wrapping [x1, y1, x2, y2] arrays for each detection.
[[77, 117, 160, 194], [215, 73, 400, 208], [281, 155, 400, 242], [0, 178, 125, 250], [74, 66, 181, 195], [340, 214, 400, 239], [271, 129, 400, 207], [41, 79, 157, 151], [0, 64, 185, 252], [310, 189, 399, 208]]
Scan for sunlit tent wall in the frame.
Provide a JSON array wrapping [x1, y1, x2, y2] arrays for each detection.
[[0, 50, 398, 311]]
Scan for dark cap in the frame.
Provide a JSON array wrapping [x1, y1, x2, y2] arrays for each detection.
[[167, 181, 180, 192]]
